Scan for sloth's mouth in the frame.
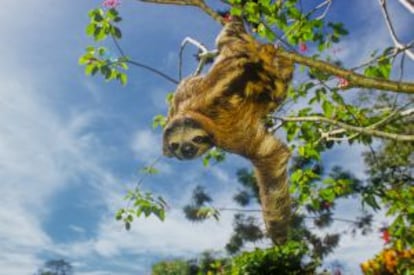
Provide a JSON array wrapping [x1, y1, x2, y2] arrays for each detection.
[[172, 149, 199, 160], [180, 143, 199, 159]]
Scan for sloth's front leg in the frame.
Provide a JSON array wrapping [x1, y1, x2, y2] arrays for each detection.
[[249, 135, 291, 244]]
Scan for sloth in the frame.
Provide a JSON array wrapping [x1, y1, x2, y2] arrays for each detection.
[[162, 18, 294, 244]]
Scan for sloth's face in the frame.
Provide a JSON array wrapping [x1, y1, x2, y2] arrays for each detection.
[[163, 117, 213, 160]]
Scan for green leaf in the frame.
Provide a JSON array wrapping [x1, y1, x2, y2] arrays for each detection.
[[89, 8, 104, 22], [202, 156, 210, 167], [85, 64, 97, 75], [141, 166, 159, 175], [165, 92, 174, 105], [118, 73, 127, 85], [115, 209, 125, 220], [290, 169, 304, 184], [363, 57, 391, 79], [100, 66, 111, 79], [257, 23, 276, 41], [78, 54, 91, 65], [319, 188, 335, 202], [112, 26, 122, 39], [107, 8, 118, 19], [125, 221, 131, 230], [118, 62, 128, 70], [152, 114, 167, 129], [298, 144, 320, 160], [362, 192, 381, 211], [113, 16, 122, 23], [285, 122, 298, 142], [230, 7, 243, 16], [86, 23, 96, 36], [94, 27, 107, 41], [155, 209, 166, 221], [328, 22, 349, 36], [322, 100, 334, 118], [331, 91, 345, 105]]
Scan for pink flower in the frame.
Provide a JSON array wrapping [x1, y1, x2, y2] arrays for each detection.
[[103, 0, 120, 8], [337, 77, 349, 88], [381, 228, 391, 244], [299, 42, 308, 53], [222, 12, 232, 23]]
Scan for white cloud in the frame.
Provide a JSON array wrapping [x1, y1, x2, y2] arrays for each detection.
[[131, 129, 162, 160], [0, 73, 111, 273], [70, 225, 87, 234], [95, 209, 234, 257]]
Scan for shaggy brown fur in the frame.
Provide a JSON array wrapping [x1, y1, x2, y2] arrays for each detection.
[[163, 18, 293, 244]]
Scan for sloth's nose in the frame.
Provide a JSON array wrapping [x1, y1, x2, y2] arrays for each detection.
[[181, 143, 197, 159]]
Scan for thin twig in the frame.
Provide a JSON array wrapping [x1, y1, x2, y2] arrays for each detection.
[[399, 52, 406, 82], [316, 0, 332, 20], [126, 60, 179, 84], [219, 207, 366, 225], [276, 113, 414, 142], [378, 0, 414, 60], [179, 37, 216, 80], [350, 44, 413, 71], [111, 34, 179, 84], [398, 0, 414, 13], [317, 107, 410, 141], [111, 34, 126, 57], [195, 50, 218, 75], [138, 0, 225, 24], [219, 207, 262, 213]]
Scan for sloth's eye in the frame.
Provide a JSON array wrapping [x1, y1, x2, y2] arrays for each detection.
[[192, 136, 208, 144], [170, 143, 179, 150], [183, 118, 192, 126]]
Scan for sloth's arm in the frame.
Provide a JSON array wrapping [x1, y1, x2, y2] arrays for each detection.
[[215, 17, 248, 50], [250, 135, 291, 244]]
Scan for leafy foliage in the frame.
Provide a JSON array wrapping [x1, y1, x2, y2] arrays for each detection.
[[152, 252, 230, 275], [360, 248, 414, 274], [116, 188, 167, 230], [363, 137, 414, 249], [202, 148, 226, 167], [228, 0, 348, 52], [225, 214, 264, 254], [35, 259, 73, 275], [79, 7, 128, 85], [231, 241, 316, 275], [152, 259, 191, 275], [183, 186, 220, 222]]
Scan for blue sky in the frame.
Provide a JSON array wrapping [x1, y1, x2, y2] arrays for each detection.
[[0, 0, 413, 274]]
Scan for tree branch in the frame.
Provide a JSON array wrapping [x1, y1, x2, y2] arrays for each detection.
[[276, 110, 414, 142], [138, 0, 225, 24], [315, 0, 332, 20], [276, 49, 414, 94], [398, 0, 414, 13], [378, 0, 414, 61]]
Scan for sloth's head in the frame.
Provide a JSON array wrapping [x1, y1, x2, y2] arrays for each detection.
[[163, 117, 214, 160]]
